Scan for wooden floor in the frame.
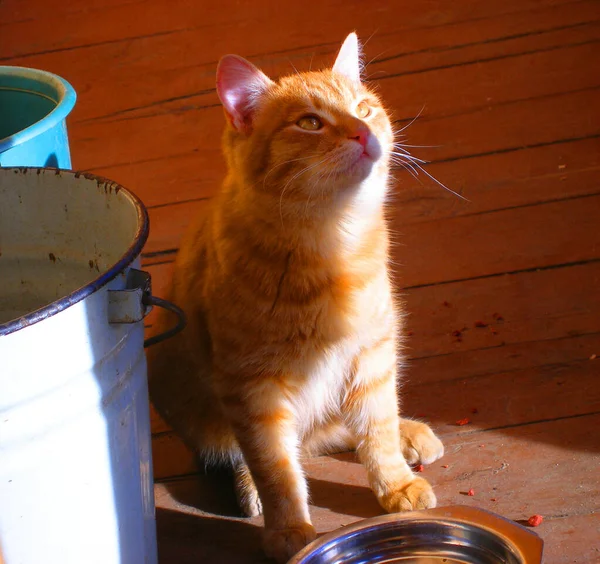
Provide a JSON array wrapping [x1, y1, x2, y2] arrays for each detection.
[[3, 0, 600, 561]]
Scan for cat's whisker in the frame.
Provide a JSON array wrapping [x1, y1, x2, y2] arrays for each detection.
[[390, 150, 427, 164], [364, 48, 393, 71], [287, 58, 314, 96], [392, 160, 420, 182], [364, 70, 391, 80], [390, 140, 464, 200], [362, 29, 379, 49], [288, 58, 301, 77], [389, 152, 421, 169], [394, 105, 426, 135], [393, 154, 468, 201], [394, 142, 441, 149], [392, 160, 426, 175], [412, 161, 469, 201]]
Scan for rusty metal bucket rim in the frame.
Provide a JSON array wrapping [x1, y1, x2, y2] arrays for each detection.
[[0, 167, 149, 337], [0, 66, 77, 152]]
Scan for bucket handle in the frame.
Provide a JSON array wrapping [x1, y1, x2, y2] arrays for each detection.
[[107, 268, 187, 348]]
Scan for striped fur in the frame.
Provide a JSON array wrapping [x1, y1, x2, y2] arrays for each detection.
[[147, 33, 444, 563]]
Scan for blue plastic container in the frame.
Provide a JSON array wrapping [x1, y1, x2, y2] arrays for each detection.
[[0, 66, 76, 168]]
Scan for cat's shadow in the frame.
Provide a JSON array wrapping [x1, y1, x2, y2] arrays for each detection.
[[307, 476, 383, 518], [162, 457, 382, 520], [156, 506, 268, 564], [158, 458, 383, 562]]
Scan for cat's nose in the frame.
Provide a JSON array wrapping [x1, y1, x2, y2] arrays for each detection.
[[348, 126, 369, 148]]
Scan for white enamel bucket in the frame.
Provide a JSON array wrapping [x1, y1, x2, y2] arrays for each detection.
[[0, 168, 184, 564]]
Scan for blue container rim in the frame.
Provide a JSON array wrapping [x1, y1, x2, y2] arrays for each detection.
[[0, 168, 150, 337], [0, 66, 77, 153]]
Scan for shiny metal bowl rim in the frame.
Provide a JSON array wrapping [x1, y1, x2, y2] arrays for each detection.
[[287, 505, 544, 563]]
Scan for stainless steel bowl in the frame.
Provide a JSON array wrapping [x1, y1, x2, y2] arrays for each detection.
[[288, 506, 543, 563]]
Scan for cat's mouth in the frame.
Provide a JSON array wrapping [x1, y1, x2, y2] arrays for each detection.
[[338, 151, 375, 178], [353, 144, 377, 164], [360, 148, 373, 160]]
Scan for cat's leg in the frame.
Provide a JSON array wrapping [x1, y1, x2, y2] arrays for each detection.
[[302, 418, 443, 465], [218, 381, 316, 563], [233, 459, 263, 517], [302, 419, 355, 457], [398, 418, 444, 465], [343, 338, 437, 513]]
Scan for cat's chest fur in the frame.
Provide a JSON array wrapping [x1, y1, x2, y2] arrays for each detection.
[[269, 247, 394, 371], [279, 269, 395, 430]]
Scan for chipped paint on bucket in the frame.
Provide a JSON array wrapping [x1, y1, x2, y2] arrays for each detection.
[[0, 168, 157, 564]]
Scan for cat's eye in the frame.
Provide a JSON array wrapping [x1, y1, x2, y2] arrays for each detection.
[[297, 115, 323, 131], [357, 101, 371, 119]]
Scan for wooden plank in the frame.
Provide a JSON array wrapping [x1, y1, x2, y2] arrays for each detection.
[[92, 152, 222, 209], [393, 194, 600, 287], [154, 501, 264, 564], [402, 86, 600, 163], [377, 27, 600, 127], [145, 200, 205, 257], [392, 136, 600, 225], [368, 2, 600, 77], [152, 432, 198, 480], [542, 513, 600, 563], [406, 332, 600, 386], [404, 359, 600, 434], [2, 0, 584, 60], [0, 0, 141, 25], [399, 261, 600, 359], [0, 0, 234, 56], [153, 414, 600, 563]]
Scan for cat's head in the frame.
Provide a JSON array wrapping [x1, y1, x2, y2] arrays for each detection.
[[216, 33, 393, 213]]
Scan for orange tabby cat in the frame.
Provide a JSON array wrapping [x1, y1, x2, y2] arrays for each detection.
[[148, 32, 444, 563]]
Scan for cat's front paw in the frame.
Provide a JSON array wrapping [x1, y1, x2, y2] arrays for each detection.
[[379, 476, 437, 513], [399, 418, 444, 465], [262, 523, 317, 563]]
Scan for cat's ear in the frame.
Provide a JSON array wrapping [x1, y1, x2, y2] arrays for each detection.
[[216, 55, 274, 134], [332, 32, 362, 83]]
